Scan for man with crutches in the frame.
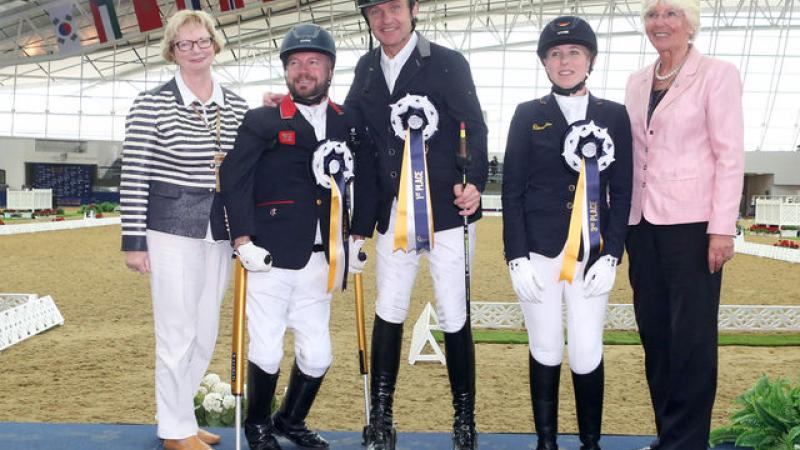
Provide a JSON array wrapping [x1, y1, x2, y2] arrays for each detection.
[[220, 23, 372, 450], [344, 1, 488, 449]]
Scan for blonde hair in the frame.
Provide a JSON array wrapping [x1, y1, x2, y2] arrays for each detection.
[[160, 10, 225, 63], [641, 0, 700, 38]]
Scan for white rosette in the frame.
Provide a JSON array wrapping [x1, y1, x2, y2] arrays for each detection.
[[562, 120, 616, 172], [389, 94, 439, 141], [312, 140, 354, 189]]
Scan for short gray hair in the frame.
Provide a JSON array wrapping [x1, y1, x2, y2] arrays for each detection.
[[641, 0, 700, 38], [160, 10, 225, 63]]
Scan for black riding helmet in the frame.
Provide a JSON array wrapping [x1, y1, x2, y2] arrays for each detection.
[[537, 16, 597, 61], [356, 0, 418, 35], [279, 23, 336, 68], [537, 16, 598, 95]]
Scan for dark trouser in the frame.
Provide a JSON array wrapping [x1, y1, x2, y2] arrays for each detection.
[[626, 220, 721, 450]]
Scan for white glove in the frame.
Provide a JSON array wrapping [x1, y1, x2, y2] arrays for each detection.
[[508, 257, 544, 304], [235, 242, 272, 272], [349, 237, 367, 274], [583, 255, 618, 297]]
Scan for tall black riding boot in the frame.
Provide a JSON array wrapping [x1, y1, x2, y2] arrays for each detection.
[[244, 362, 281, 450], [364, 315, 402, 450], [272, 363, 329, 449], [445, 323, 478, 450], [530, 353, 561, 450], [572, 361, 604, 450]]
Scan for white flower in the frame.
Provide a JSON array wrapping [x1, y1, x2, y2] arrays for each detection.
[[222, 394, 236, 410], [202, 392, 224, 414], [212, 382, 231, 396], [196, 386, 208, 397], [202, 373, 221, 389]]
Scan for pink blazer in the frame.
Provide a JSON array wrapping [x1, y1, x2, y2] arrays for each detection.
[[624, 46, 744, 236]]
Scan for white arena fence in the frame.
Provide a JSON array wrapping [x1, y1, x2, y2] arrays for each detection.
[[0, 293, 64, 352], [410, 301, 800, 364], [5, 189, 53, 211], [755, 195, 800, 227], [0, 216, 120, 235], [734, 234, 800, 263]]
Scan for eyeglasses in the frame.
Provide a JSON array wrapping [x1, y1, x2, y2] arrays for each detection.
[[644, 9, 685, 22], [172, 37, 214, 52]]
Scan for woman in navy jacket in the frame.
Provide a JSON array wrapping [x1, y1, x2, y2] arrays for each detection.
[[501, 16, 632, 450]]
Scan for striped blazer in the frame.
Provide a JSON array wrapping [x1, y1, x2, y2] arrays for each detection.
[[120, 78, 248, 251]]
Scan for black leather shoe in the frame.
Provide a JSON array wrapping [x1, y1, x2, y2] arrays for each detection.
[[364, 420, 397, 450], [244, 423, 281, 450], [272, 363, 329, 449]]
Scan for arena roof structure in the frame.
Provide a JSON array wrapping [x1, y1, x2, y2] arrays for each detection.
[[0, 0, 799, 153]]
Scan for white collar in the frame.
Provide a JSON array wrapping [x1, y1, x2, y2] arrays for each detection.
[[175, 68, 225, 107], [380, 32, 418, 69]]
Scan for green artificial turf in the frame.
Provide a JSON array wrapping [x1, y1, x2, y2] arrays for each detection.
[[431, 330, 800, 346]]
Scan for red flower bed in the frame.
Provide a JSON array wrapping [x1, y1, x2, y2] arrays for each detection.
[[51, 216, 65, 222], [750, 224, 780, 234], [0, 218, 4, 225], [774, 240, 800, 249]]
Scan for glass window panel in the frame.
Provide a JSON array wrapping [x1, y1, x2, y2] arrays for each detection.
[[14, 113, 46, 137], [47, 114, 81, 139], [81, 115, 114, 140]]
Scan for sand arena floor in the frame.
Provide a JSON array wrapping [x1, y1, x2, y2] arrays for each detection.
[[0, 217, 799, 435]]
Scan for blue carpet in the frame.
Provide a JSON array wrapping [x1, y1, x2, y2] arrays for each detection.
[[0, 423, 744, 450]]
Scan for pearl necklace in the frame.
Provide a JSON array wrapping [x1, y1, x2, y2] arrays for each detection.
[[654, 59, 683, 81], [654, 48, 690, 82]]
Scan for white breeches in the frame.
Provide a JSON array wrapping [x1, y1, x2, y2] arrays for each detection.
[[147, 230, 232, 439], [246, 251, 333, 378], [375, 202, 476, 333], [520, 249, 607, 375]]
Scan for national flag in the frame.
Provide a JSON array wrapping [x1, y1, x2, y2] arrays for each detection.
[[176, 0, 202, 10], [89, 0, 122, 43], [220, 0, 245, 12], [133, 0, 162, 33], [45, 1, 81, 55]]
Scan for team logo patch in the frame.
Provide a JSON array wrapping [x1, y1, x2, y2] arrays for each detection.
[[278, 130, 296, 145]]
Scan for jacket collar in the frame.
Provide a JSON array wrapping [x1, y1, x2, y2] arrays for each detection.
[[635, 45, 701, 125]]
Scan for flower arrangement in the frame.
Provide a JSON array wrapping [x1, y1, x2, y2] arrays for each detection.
[[194, 373, 241, 427], [709, 375, 800, 449], [749, 224, 780, 235], [774, 240, 800, 249]]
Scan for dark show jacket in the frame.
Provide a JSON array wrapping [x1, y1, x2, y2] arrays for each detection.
[[344, 32, 489, 235], [220, 96, 371, 270], [502, 94, 633, 263]]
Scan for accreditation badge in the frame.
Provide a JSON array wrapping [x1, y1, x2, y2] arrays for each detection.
[[312, 140, 355, 292], [559, 120, 615, 283]]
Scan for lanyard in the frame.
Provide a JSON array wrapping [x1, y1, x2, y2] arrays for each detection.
[[192, 102, 224, 192]]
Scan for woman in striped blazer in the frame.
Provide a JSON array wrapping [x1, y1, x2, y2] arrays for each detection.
[[120, 10, 248, 450]]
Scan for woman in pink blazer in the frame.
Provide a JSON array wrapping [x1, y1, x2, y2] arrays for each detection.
[[623, 0, 744, 449]]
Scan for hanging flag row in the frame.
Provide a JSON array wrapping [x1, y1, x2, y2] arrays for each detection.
[[44, 0, 274, 56]]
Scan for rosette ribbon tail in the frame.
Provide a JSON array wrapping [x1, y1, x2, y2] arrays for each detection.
[[327, 173, 348, 292], [560, 160, 586, 283], [230, 257, 247, 450], [583, 156, 604, 276], [394, 127, 435, 252]]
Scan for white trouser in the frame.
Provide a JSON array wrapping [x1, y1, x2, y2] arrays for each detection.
[[246, 251, 333, 378], [147, 230, 232, 439], [375, 202, 476, 333], [520, 249, 607, 375]]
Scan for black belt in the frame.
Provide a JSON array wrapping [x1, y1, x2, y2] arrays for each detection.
[[313, 244, 325, 253]]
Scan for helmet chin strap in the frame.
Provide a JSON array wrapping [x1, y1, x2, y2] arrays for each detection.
[[551, 78, 587, 96]]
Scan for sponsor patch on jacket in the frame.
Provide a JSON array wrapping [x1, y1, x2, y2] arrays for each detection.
[[278, 130, 296, 145], [532, 122, 553, 131]]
